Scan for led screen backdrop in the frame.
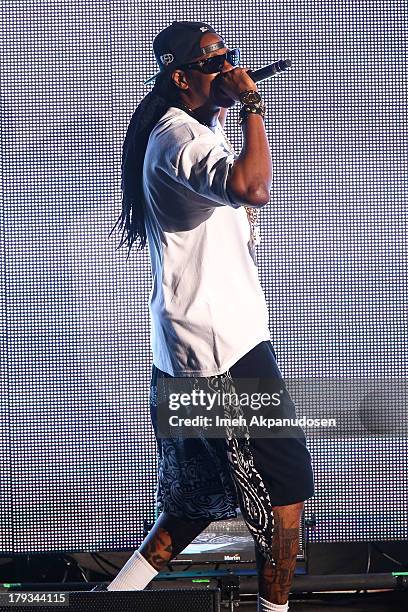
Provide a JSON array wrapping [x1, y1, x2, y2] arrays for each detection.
[[1, 0, 407, 553]]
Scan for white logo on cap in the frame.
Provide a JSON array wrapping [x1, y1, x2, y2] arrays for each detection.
[[200, 27, 209, 32], [160, 53, 174, 66]]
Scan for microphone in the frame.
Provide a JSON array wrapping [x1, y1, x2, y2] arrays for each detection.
[[247, 59, 292, 83]]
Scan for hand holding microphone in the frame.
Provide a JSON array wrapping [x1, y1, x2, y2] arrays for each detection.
[[211, 66, 259, 107], [211, 58, 292, 108]]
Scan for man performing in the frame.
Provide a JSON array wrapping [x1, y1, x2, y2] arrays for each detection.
[[97, 21, 315, 612]]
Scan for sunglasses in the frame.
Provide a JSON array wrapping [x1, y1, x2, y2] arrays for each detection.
[[182, 48, 240, 74]]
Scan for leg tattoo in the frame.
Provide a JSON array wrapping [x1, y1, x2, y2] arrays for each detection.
[[140, 527, 173, 570], [256, 502, 303, 605], [138, 512, 212, 571]]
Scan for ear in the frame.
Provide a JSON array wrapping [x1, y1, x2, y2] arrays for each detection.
[[171, 69, 189, 90]]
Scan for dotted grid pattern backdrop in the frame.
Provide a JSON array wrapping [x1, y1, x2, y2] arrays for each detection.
[[1, 0, 407, 553]]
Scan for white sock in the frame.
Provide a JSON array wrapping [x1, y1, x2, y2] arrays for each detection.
[[257, 594, 289, 611], [107, 550, 158, 591]]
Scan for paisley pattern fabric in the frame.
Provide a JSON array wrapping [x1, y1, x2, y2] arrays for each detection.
[[150, 366, 276, 563], [218, 369, 276, 564], [150, 381, 239, 521]]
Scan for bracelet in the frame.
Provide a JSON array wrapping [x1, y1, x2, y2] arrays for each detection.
[[239, 102, 266, 125]]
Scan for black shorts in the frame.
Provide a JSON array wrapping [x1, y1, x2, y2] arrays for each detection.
[[150, 340, 315, 522]]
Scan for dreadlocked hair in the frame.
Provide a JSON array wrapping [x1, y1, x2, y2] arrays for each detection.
[[109, 72, 180, 258]]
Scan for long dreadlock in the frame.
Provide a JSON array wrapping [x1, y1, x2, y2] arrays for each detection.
[[109, 72, 180, 258]]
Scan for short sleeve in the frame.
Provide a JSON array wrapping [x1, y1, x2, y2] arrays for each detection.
[[164, 125, 249, 209]]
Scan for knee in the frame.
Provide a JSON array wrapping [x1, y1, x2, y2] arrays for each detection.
[[272, 500, 304, 526], [290, 501, 304, 513], [272, 500, 304, 513]]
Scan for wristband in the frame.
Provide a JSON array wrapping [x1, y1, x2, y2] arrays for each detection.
[[239, 101, 266, 125]]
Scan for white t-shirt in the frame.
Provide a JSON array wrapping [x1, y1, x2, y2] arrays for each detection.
[[143, 106, 271, 376]]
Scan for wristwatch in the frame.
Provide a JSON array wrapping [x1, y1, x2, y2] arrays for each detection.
[[239, 90, 262, 105]]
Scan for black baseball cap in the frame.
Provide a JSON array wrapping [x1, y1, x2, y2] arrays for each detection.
[[144, 20, 226, 84]]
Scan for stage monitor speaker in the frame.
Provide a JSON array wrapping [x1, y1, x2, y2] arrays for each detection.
[[0, 588, 221, 612]]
